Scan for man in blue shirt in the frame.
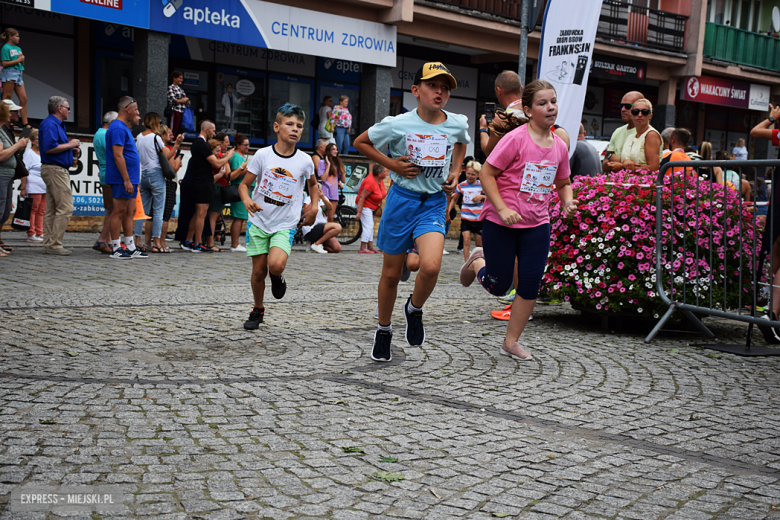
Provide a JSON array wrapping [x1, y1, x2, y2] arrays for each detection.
[[39, 95, 80, 255], [105, 96, 145, 259]]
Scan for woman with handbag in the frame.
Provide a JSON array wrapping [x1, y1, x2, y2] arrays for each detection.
[[167, 71, 189, 138], [226, 133, 250, 252], [0, 101, 27, 255], [355, 163, 388, 254], [330, 95, 352, 155], [134, 112, 180, 253]]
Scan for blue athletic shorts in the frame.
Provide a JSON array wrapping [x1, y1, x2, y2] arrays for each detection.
[[109, 183, 139, 200], [376, 184, 446, 255]]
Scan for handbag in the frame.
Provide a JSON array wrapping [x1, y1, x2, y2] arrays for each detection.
[[163, 104, 173, 119], [11, 195, 32, 231], [13, 150, 28, 179], [154, 137, 177, 181], [221, 184, 241, 204], [181, 107, 195, 132]]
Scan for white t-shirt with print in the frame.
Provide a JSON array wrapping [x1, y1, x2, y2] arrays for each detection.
[[301, 195, 328, 236], [246, 145, 315, 233]]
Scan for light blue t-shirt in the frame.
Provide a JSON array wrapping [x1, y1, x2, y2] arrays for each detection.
[[368, 108, 470, 194], [93, 127, 107, 184]]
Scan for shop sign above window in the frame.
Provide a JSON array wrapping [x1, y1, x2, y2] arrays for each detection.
[[681, 75, 770, 111], [590, 54, 646, 84]]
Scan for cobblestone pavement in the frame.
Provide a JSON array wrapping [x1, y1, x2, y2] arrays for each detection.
[[1, 231, 780, 520]]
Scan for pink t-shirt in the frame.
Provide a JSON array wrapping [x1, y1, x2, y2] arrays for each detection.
[[480, 124, 570, 229]]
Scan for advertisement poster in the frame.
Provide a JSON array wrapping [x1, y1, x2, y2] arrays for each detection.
[[537, 0, 602, 157]]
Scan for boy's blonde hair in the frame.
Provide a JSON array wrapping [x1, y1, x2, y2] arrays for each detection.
[[465, 160, 482, 173]]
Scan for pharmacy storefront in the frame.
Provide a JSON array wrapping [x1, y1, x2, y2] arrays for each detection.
[[0, 0, 397, 217]]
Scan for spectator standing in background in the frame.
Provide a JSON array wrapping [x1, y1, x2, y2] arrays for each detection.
[[603, 90, 644, 173], [167, 71, 189, 138], [39, 95, 80, 255], [615, 98, 661, 173], [354, 163, 388, 254], [732, 138, 748, 161], [311, 138, 327, 172], [92, 111, 118, 254], [318, 143, 345, 222], [317, 96, 334, 143], [660, 127, 674, 158], [105, 96, 146, 259], [0, 101, 28, 254], [134, 112, 180, 253], [22, 129, 44, 242], [227, 133, 251, 252], [157, 125, 182, 252], [0, 28, 29, 128], [331, 95, 352, 154], [570, 123, 602, 178]]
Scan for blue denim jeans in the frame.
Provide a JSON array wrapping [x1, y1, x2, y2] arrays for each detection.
[[134, 167, 166, 238], [335, 126, 350, 154]]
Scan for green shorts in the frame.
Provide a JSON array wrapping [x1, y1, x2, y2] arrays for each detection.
[[246, 226, 294, 257]]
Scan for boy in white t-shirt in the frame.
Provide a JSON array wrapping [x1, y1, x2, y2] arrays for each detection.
[[238, 103, 319, 330]]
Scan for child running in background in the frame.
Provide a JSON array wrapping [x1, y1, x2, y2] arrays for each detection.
[[239, 103, 319, 330], [459, 80, 578, 360], [354, 62, 469, 362], [448, 160, 485, 262]]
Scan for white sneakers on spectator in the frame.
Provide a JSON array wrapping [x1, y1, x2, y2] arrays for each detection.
[[230, 244, 247, 252], [310, 243, 327, 254], [27, 235, 43, 243]]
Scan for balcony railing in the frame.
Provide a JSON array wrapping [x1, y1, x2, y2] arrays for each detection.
[[421, 0, 688, 53], [597, 0, 687, 53], [703, 22, 780, 71]]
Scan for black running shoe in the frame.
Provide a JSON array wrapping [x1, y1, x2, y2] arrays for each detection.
[[270, 274, 286, 299], [758, 311, 780, 345], [244, 307, 264, 330], [403, 295, 425, 346], [401, 260, 411, 282], [371, 329, 393, 362]]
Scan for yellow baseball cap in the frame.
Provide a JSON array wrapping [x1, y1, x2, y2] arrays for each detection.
[[413, 62, 458, 90]]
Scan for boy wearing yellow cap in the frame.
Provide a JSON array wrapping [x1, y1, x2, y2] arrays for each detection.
[[354, 62, 470, 362]]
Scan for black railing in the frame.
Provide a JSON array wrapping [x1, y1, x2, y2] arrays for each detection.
[[422, 0, 688, 53], [597, 0, 687, 53]]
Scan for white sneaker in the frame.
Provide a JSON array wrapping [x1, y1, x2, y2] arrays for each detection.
[[27, 235, 43, 243], [442, 249, 450, 255], [230, 244, 247, 252], [310, 243, 328, 254]]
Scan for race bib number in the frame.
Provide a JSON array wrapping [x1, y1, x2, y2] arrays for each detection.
[[463, 189, 480, 204], [520, 163, 556, 195], [257, 167, 297, 205], [405, 133, 447, 167]]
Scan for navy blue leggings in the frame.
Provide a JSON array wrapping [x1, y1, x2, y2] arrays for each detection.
[[477, 220, 551, 300]]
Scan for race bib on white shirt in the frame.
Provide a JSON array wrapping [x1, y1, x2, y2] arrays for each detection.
[[520, 162, 556, 195], [463, 190, 478, 204], [404, 133, 447, 167], [257, 167, 298, 205]]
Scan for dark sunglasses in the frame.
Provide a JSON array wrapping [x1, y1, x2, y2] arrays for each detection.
[[619, 103, 633, 110], [631, 109, 651, 116]]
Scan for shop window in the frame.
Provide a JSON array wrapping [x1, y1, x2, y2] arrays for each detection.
[[316, 81, 360, 150], [97, 50, 131, 128], [268, 75, 313, 147], [216, 67, 265, 143]]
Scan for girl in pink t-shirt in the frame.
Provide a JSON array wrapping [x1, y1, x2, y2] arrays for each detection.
[[459, 80, 579, 361]]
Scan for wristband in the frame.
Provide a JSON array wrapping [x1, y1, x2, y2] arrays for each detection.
[[770, 117, 776, 124], [479, 128, 489, 135]]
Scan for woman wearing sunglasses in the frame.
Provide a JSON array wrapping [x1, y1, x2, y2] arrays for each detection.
[[616, 98, 662, 173]]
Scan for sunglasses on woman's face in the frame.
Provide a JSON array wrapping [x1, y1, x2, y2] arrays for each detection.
[[631, 109, 651, 116], [619, 103, 633, 110]]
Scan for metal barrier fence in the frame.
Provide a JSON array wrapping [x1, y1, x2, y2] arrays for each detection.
[[644, 159, 780, 356]]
